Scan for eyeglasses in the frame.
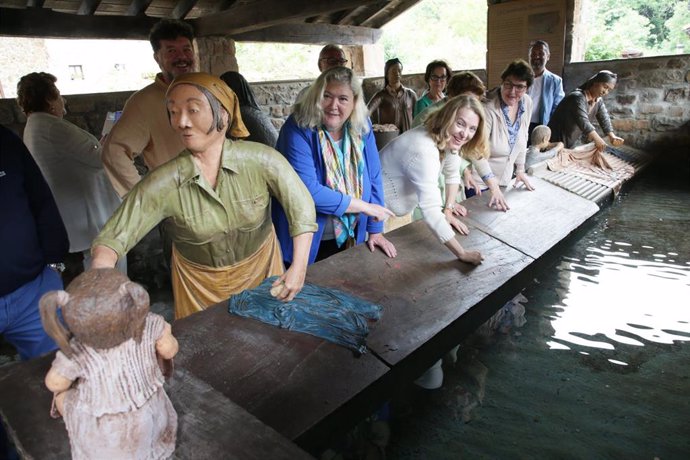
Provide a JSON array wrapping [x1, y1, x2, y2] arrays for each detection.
[[429, 75, 447, 81], [502, 81, 528, 92], [320, 58, 348, 66]]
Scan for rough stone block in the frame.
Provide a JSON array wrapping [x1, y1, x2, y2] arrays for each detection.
[[68, 115, 90, 132], [270, 106, 284, 118], [609, 106, 634, 116], [270, 117, 285, 130], [640, 89, 662, 102], [635, 120, 650, 130], [639, 62, 660, 71], [667, 106, 685, 118], [612, 119, 635, 131], [0, 104, 15, 124], [615, 79, 637, 92], [639, 103, 664, 114], [651, 116, 683, 131], [14, 106, 27, 124], [65, 96, 95, 113], [667, 69, 686, 82], [616, 94, 636, 105], [667, 58, 686, 69], [664, 88, 687, 103]]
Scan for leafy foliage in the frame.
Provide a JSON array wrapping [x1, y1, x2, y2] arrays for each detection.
[[583, 0, 689, 60], [661, 2, 690, 53], [380, 0, 487, 73]]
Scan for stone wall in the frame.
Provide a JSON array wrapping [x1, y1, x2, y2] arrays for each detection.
[[0, 68, 488, 137], [1, 60, 687, 159], [0, 90, 133, 139], [563, 56, 690, 158]]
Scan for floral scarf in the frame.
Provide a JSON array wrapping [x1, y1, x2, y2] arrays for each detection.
[[318, 122, 365, 248]]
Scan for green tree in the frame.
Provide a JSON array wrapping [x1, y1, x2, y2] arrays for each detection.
[[628, 0, 676, 47], [381, 0, 486, 72], [585, 3, 652, 60], [583, 0, 687, 59], [661, 2, 690, 53]]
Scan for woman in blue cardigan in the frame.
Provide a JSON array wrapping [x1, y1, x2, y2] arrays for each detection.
[[273, 66, 397, 265]]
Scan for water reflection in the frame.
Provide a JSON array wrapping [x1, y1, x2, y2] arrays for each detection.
[[549, 243, 690, 354]]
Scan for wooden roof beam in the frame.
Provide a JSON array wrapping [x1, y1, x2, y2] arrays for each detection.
[[77, 0, 102, 16], [0, 7, 158, 39], [361, 0, 420, 28], [126, 0, 153, 17], [171, 0, 198, 19], [210, 0, 237, 14], [231, 22, 382, 45], [337, 2, 388, 26], [192, 0, 383, 36]]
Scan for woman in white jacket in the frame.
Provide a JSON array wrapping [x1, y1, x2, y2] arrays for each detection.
[[17, 72, 125, 273], [379, 95, 487, 266], [473, 60, 535, 196]]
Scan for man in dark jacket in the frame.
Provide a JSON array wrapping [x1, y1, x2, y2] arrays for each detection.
[[0, 124, 69, 360]]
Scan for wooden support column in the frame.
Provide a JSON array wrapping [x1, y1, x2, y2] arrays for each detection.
[[196, 36, 238, 76], [344, 43, 384, 77]]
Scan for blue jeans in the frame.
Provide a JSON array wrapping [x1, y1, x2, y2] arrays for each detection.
[[0, 266, 61, 361]]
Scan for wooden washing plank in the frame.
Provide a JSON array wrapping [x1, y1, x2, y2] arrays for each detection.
[[461, 176, 599, 259], [169, 368, 313, 459], [305, 221, 533, 366], [0, 354, 312, 459], [0, 355, 68, 460], [172, 304, 389, 441]]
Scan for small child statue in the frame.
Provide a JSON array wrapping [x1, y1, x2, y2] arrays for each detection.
[[525, 125, 564, 170], [39, 268, 178, 460], [527, 125, 615, 172]]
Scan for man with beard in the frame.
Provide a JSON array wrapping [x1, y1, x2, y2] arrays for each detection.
[[526, 40, 564, 140], [102, 19, 196, 197]]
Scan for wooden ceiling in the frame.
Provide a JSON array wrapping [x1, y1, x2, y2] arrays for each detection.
[[0, 0, 422, 45]]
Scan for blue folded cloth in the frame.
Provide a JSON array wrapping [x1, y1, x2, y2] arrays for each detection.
[[228, 277, 382, 354]]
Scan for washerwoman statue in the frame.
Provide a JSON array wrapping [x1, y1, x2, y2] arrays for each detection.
[[368, 58, 418, 134]]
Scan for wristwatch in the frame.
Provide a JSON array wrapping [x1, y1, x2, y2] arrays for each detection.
[[48, 263, 66, 273]]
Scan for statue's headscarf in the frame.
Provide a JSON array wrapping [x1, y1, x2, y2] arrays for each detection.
[[166, 72, 250, 139]]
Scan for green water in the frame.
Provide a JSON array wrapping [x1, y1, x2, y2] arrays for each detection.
[[388, 168, 690, 459]]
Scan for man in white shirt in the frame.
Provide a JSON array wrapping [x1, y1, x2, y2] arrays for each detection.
[[527, 40, 565, 141]]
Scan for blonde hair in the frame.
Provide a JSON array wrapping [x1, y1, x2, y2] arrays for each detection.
[[424, 95, 489, 161], [293, 66, 370, 135]]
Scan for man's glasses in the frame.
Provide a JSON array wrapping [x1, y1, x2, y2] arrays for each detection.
[[320, 58, 348, 66], [502, 81, 528, 92], [429, 75, 447, 81]]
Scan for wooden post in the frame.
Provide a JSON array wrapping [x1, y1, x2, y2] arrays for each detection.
[[196, 36, 239, 76]]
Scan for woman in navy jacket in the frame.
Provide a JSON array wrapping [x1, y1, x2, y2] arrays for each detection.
[[273, 66, 396, 265]]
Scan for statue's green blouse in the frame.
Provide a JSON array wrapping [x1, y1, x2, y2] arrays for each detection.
[[94, 140, 317, 267]]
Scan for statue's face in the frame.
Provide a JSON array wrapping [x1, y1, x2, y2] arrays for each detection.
[[387, 63, 402, 86]]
